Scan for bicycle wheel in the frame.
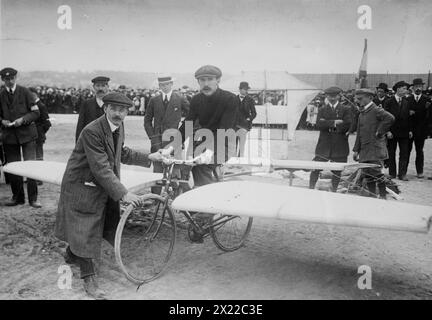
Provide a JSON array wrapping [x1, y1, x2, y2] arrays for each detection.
[[209, 214, 253, 252], [115, 194, 176, 285]]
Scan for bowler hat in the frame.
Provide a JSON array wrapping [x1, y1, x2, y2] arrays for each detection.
[[411, 78, 425, 86], [0, 67, 18, 79], [392, 81, 410, 92], [239, 81, 250, 90], [102, 92, 132, 108], [195, 65, 222, 79], [376, 83, 388, 92]]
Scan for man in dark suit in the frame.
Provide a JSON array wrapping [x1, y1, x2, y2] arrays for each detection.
[[29, 88, 51, 160], [0, 68, 41, 208], [56, 92, 162, 299], [309, 86, 352, 192], [384, 81, 412, 180], [373, 83, 389, 108], [407, 78, 431, 178], [235, 81, 257, 156], [144, 75, 189, 176], [75, 76, 110, 142], [353, 88, 395, 199]]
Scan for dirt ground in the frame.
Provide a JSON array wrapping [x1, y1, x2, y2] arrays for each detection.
[[1, 114, 432, 300]]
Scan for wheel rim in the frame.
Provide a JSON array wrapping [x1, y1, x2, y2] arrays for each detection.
[[115, 195, 176, 284], [210, 214, 253, 252]]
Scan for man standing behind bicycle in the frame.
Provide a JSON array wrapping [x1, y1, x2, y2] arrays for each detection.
[[179, 65, 239, 186]]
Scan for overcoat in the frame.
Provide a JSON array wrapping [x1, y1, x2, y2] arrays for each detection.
[[353, 103, 395, 162], [314, 102, 352, 160], [56, 115, 151, 258], [75, 97, 105, 142]]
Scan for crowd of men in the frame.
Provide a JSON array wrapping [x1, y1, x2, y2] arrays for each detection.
[[1, 65, 431, 299]]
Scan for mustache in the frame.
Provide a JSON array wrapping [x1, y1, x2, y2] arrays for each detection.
[[202, 86, 211, 90]]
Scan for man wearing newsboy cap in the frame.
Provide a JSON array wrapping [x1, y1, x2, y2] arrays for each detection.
[[75, 76, 111, 142], [56, 92, 163, 299], [0, 67, 41, 208]]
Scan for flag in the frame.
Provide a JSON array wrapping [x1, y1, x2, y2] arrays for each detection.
[[356, 38, 368, 88]]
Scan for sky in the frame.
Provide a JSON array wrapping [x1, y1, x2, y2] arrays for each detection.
[[1, 0, 431, 74]]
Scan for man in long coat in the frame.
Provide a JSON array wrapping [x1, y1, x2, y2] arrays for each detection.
[[353, 89, 395, 199], [56, 92, 162, 299], [309, 86, 352, 192]]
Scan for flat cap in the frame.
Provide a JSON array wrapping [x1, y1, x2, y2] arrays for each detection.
[[355, 88, 375, 96], [102, 92, 132, 108], [91, 76, 110, 84], [392, 81, 410, 91], [194, 65, 222, 79], [324, 86, 342, 95], [0, 67, 18, 78]]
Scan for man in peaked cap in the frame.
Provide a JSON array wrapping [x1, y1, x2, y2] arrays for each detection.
[[353, 88, 395, 198], [144, 74, 189, 193], [235, 81, 256, 156], [383, 81, 412, 180], [407, 78, 431, 178], [309, 86, 352, 192], [56, 92, 163, 299], [75, 76, 110, 142], [0, 67, 42, 208]]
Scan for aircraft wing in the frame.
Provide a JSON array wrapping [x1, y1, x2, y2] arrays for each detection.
[[3, 161, 162, 192], [226, 157, 380, 171], [171, 180, 432, 234]]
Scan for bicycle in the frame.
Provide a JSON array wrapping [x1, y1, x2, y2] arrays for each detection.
[[114, 155, 253, 285]]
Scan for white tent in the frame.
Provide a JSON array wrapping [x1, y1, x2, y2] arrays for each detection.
[[221, 71, 320, 141]]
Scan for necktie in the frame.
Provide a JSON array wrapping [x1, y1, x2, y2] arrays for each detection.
[[164, 95, 169, 106], [112, 128, 119, 153], [7, 89, 14, 105]]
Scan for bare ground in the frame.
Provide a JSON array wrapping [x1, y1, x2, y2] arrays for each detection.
[[1, 114, 431, 300]]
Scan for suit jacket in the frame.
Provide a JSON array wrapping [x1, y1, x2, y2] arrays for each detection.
[[35, 99, 51, 143], [144, 91, 189, 151], [314, 102, 352, 160], [407, 94, 431, 139], [236, 95, 257, 131], [56, 115, 151, 258], [353, 103, 395, 162], [383, 96, 413, 138], [373, 96, 389, 109], [75, 97, 105, 142], [0, 85, 39, 145]]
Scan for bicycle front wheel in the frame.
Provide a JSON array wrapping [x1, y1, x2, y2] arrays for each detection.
[[115, 194, 176, 285], [209, 214, 253, 252]]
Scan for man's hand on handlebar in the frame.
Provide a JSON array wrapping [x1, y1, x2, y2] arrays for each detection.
[[122, 192, 143, 207], [148, 151, 164, 163]]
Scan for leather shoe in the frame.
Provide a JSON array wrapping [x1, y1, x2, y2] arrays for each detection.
[[398, 175, 409, 181], [83, 275, 107, 300], [4, 199, 25, 206], [29, 201, 42, 208], [64, 247, 80, 266], [417, 173, 424, 179]]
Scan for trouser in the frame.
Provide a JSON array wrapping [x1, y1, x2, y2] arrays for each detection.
[[309, 156, 347, 192], [3, 141, 38, 203], [408, 137, 425, 175], [36, 140, 44, 160], [387, 137, 410, 178], [192, 164, 220, 187], [362, 160, 386, 198], [66, 246, 95, 279]]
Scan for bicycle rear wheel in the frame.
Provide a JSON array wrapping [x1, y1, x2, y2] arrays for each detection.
[[115, 194, 176, 285], [209, 214, 253, 252]]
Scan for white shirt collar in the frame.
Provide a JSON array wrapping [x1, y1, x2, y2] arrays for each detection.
[[7, 84, 16, 93], [106, 116, 119, 132], [162, 91, 173, 101], [327, 101, 339, 109], [96, 97, 104, 107], [363, 101, 373, 110], [414, 94, 422, 100], [395, 94, 403, 102]]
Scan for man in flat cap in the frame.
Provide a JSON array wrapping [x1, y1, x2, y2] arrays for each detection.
[[144, 74, 189, 193], [0, 67, 42, 207], [383, 81, 412, 180], [56, 92, 163, 299], [406, 78, 431, 178], [310, 86, 352, 192], [373, 83, 390, 108], [180, 65, 238, 186], [353, 89, 395, 199], [75, 76, 110, 142]]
